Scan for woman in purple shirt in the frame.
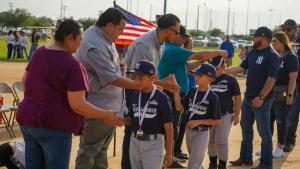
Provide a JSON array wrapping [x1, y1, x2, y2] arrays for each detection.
[[16, 19, 123, 169]]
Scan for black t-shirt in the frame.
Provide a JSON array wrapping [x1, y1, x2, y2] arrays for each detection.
[[210, 74, 241, 115], [292, 37, 300, 90], [182, 88, 221, 127], [240, 46, 281, 98], [128, 89, 173, 135], [276, 51, 299, 86]]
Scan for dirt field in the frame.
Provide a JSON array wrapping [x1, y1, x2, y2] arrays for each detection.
[[1, 61, 300, 169]]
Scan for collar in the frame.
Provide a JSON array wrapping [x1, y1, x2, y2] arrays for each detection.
[[154, 29, 161, 49], [255, 46, 271, 53], [93, 26, 114, 44]]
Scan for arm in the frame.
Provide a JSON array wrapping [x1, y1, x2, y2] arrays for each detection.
[[188, 50, 228, 61], [110, 76, 140, 90], [252, 77, 276, 108], [67, 90, 123, 127], [225, 66, 245, 74], [154, 79, 179, 93], [121, 117, 133, 126], [173, 91, 183, 112], [187, 60, 202, 71], [286, 72, 298, 105], [163, 122, 174, 167], [232, 95, 242, 125]]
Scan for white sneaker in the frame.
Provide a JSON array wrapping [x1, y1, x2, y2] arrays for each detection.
[[255, 148, 261, 156], [273, 147, 284, 158]]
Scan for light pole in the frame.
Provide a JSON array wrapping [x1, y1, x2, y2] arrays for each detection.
[[226, 0, 232, 35], [269, 8, 274, 28], [245, 0, 250, 35], [185, 0, 189, 27], [163, 0, 167, 14], [197, 4, 200, 30]]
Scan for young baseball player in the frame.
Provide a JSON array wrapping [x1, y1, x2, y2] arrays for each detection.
[[176, 63, 222, 169], [123, 60, 174, 169], [207, 57, 242, 169]]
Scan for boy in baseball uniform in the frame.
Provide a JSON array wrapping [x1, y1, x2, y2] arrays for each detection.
[[208, 57, 242, 169], [123, 60, 174, 169], [176, 63, 222, 169]]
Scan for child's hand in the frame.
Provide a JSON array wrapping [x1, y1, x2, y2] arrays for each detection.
[[186, 120, 199, 129], [163, 153, 173, 167], [232, 115, 240, 126]]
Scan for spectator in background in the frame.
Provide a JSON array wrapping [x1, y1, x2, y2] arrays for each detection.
[[28, 28, 39, 60], [12, 30, 21, 59], [19, 31, 29, 60], [6, 30, 14, 60], [220, 35, 235, 67]]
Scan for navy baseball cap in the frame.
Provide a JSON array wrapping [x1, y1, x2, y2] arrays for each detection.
[[253, 27, 272, 40], [195, 63, 217, 78], [208, 56, 225, 68], [179, 25, 191, 37], [134, 60, 156, 75], [283, 19, 297, 29]]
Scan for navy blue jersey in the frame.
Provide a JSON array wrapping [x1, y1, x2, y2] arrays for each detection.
[[128, 89, 173, 135], [210, 74, 241, 115], [182, 88, 221, 127], [276, 51, 299, 86], [240, 46, 281, 98], [292, 37, 300, 90]]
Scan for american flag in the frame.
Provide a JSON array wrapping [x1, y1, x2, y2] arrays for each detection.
[[114, 4, 156, 45]]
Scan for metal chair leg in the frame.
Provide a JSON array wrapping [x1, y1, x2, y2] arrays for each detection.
[[113, 130, 116, 157]]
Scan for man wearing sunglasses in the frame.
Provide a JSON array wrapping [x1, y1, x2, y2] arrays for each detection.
[[158, 25, 227, 167]]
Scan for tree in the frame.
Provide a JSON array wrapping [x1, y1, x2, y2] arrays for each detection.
[[189, 29, 205, 37], [33, 16, 54, 27], [208, 28, 224, 37], [77, 18, 97, 30], [0, 8, 35, 27]]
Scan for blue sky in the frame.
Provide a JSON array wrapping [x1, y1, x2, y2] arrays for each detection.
[[0, 0, 299, 34]]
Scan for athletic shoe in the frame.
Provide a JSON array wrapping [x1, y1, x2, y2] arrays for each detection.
[[174, 152, 189, 162], [255, 148, 261, 156], [272, 146, 283, 158], [229, 158, 253, 166], [283, 144, 294, 152], [166, 161, 187, 169]]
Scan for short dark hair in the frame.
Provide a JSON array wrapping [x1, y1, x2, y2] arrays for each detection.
[[96, 8, 127, 27], [157, 14, 180, 29], [54, 19, 82, 43]]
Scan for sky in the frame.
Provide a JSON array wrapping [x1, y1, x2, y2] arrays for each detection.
[[0, 0, 299, 34]]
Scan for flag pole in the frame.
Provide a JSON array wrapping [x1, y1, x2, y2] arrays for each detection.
[[113, 0, 116, 7]]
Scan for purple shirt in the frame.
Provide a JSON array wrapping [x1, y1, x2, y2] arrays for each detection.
[[17, 46, 89, 134]]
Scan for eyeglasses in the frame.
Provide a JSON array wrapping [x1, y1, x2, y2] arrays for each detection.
[[169, 27, 180, 35]]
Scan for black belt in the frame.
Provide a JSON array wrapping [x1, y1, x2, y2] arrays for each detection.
[[132, 132, 160, 141], [192, 126, 209, 132]]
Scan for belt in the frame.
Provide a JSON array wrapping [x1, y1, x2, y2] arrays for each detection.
[[132, 132, 160, 141], [192, 126, 209, 132]]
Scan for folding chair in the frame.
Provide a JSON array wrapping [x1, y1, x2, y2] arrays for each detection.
[[0, 82, 18, 138], [11, 81, 24, 131]]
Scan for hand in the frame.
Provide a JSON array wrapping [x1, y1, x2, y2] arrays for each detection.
[[102, 110, 124, 127], [163, 153, 173, 167], [186, 120, 199, 129], [252, 97, 263, 108], [286, 96, 294, 106], [166, 74, 177, 84], [219, 50, 228, 59], [232, 115, 240, 126]]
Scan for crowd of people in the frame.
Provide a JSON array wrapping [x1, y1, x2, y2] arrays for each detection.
[[0, 6, 300, 169], [5, 28, 40, 61]]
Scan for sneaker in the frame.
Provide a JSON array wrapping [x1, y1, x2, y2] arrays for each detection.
[[283, 144, 294, 152], [174, 152, 188, 162], [229, 158, 253, 166], [272, 146, 283, 158], [255, 148, 261, 156], [166, 161, 187, 169]]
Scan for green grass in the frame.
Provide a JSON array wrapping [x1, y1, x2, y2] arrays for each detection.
[[0, 36, 48, 62]]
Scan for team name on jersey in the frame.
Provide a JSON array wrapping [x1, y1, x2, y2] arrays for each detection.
[[132, 103, 158, 119], [210, 80, 229, 93], [188, 100, 209, 115]]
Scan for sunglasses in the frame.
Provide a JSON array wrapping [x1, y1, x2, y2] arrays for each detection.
[[169, 27, 180, 35]]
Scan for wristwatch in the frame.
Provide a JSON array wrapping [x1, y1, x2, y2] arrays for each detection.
[[288, 93, 293, 98], [258, 95, 265, 101]]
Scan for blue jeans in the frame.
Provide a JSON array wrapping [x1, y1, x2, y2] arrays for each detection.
[[240, 97, 273, 167], [29, 42, 39, 60], [285, 93, 300, 146], [20, 125, 72, 169], [7, 44, 13, 59]]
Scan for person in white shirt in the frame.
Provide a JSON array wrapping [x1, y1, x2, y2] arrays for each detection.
[[5, 30, 14, 60], [19, 31, 29, 60]]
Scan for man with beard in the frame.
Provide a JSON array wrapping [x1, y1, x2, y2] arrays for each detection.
[[225, 27, 281, 169], [282, 19, 300, 152]]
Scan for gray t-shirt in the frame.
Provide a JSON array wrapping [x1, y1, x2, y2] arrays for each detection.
[[76, 26, 124, 113], [125, 29, 162, 70]]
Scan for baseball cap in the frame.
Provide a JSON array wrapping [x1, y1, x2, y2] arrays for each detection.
[[208, 56, 225, 68], [179, 25, 191, 37], [253, 27, 273, 40], [195, 63, 217, 78], [283, 19, 297, 29], [134, 60, 156, 75]]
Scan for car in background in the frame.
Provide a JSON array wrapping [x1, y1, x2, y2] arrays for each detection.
[[207, 37, 222, 47], [193, 36, 208, 46], [231, 40, 238, 48]]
